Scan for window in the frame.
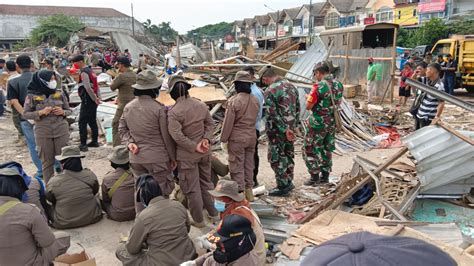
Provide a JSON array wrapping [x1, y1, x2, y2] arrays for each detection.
[[326, 12, 340, 28], [376, 7, 393, 22], [413, 9, 417, 17], [432, 43, 451, 57], [398, 10, 401, 19], [343, 34, 348, 45]]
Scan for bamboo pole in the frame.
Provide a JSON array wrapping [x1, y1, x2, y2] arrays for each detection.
[[343, 32, 351, 84], [390, 27, 398, 104]]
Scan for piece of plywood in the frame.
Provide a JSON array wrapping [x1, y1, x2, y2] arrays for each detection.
[[183, 72, 203, 80], [157, 86, 227, 106]]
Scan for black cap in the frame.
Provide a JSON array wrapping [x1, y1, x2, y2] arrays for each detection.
[[0, 59, 5, 64], [71, 54, 85, 63], [301, 231, 457, 266], [116, 56, 131, 67], [209, 214, 253, 243]]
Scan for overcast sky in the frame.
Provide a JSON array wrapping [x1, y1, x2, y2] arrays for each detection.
[[3, 0, 325, 33]]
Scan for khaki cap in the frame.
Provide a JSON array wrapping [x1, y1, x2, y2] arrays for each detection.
[[107, 145, 130, 165], [132, 70, 163, 90], [55, 145, 85, 161], [208, 179, 244, 202], [233, 71, 253, 83], [167, 74, 191, 93]]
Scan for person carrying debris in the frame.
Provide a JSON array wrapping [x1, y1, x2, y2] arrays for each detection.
[[304, 62, 343, 187], [101, 145, 136, 222], [46, 146, 103, 229], [23, 70, 71, 184], [110, 56, 137, 147], [116, 174, 197, 265], [71, 54, 101, 152], [119, 70, 176, 213], [167, 75, 219, 227], [243, 66, 264, 188], [221, 71, 260, 201], [208, 179, 266, 264], [0, 168, 71, 265], [260, 66, 300, 197]]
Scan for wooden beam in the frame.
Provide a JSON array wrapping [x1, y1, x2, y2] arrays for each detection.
[[435, 120, 474, 146], [390, 27, 398, 104], [342, 32, 351, 84], [328, 55, 393, 61]]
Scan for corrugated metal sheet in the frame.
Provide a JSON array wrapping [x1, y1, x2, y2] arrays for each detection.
[[402, 126, 474, 192], [285, 37, 327, 82]]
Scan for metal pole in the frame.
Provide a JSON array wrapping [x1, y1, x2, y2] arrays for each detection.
[[309, 0, 312, 45], [405, 78, 474, 112], [131, 3, 135, 37], [276, 10, 279, 46]]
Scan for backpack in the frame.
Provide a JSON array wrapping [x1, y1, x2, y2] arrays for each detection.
[[78, 67, 99, 99]]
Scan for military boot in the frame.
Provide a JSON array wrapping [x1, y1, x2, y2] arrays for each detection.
[[320, 171, 330, 184], [245, 188, 255, 202], [304, 174, 320, 187]]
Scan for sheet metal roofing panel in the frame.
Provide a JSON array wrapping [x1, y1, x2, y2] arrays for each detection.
[[402, 126, 474, 192], [285, 37, 327, 83]]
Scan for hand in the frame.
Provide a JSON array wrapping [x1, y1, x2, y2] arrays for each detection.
[[52, 106, 65, 116], [431, 117, 441, 125], [128, 143, 139, 155], [201, 139, 210, 151], [96, 98, 102, 105], [195, 139, 210, 154], [39, 106, 53, 116], [286, 129, 296, 142], [170, 160, 177, 171]]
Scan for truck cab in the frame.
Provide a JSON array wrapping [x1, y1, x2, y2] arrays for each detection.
[[431, 35, 474, 93]]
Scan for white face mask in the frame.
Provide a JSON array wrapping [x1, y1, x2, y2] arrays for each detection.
[[47, 80, 57, 89]]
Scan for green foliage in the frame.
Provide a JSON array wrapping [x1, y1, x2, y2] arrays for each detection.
[[397, 18, 474, 48], [143, 19, 179, 42], [186, 22, 233, 45], [12, 39, 32, 51], [30, 14, 84, 47]]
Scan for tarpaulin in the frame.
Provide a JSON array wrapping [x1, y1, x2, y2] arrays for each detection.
[[375, 126, 403, 148], [419, 0, 446, 13]]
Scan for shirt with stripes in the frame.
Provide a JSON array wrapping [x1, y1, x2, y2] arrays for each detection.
[[417, 79, 444, 120]]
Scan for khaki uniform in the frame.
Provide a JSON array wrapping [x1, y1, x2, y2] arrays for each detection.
[[168, 97, 218, 223], [195, 252, 259, 266], [101, 168, 136, 221], [116, 196, 196, 266], [137, 57, 147, 71], [119, 95, 176, 211], [23, 91, 71, 184], [221, 93, 260, 191], [46, 169, 103, 229], [0, 196, 70, 265], [110, 69, 136, 146]]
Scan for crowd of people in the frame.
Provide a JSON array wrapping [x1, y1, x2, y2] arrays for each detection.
[[0, 43, 455, 264]]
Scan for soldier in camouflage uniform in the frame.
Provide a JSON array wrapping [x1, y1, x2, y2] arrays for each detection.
[[261, 67, 300, 196], [304, 63, 343, 186]]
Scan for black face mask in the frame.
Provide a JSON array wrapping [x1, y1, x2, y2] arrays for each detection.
[[61, 157, 83, 172], [133, 88, 158, 98], [111, 162, 130, 171], [234, 81, 252, 94]]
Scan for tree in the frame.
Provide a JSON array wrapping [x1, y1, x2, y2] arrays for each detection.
[[186, 22, 233, 45], [143, 19, 179, 42], [30, 14, 84, 47], [447, 19, 474, 35], [397, 18, 451, 48]]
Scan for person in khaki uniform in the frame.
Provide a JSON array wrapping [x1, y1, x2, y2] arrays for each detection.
[[167, 75, 218, 227], [208, 179, 266, 265], [116, 175, 197, 265], [0, 168, 70, 265], [110, 57, 137, 147], [101, 145, 136, 222], [221, 71, 260, 201], [192, 214, 259, 266], [23, 70, 71, 184], [119, 70, 176, 213], [46, 146, 103, 229]]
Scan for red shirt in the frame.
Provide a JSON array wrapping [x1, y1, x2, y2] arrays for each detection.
[[400, 68, 413, 88]]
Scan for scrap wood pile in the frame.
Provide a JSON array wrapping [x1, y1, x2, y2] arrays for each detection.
[[261, 39, 303, 62]]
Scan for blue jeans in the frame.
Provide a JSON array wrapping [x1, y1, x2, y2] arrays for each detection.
[[444, 75, 455, 95], [20, 121, 62, 178]]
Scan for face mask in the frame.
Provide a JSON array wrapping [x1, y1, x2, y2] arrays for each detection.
[[47, 80, 57, 89], [214, 200, 226, 212]]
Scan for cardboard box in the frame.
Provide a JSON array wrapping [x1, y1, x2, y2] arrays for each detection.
[[54, 250, 96, 266]]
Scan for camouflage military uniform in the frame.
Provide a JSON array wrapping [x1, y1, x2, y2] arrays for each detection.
[[264, 78, 300, 188], [303, 75, 343, 176]]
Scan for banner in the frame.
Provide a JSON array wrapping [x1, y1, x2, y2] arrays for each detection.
[[419, 0, 446, 13]]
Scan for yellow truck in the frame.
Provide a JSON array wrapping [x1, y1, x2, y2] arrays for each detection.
[[431, 35, 474, 93]]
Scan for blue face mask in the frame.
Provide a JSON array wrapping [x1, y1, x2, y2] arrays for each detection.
[[214, 200, 226, 212]]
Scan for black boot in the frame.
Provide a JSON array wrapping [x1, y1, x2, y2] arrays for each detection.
[[269, 183, 295, 197], [320, 171, 330, 184], [79, 144, 89, 152], [304, 174, 320, 186], [87, 141, 100, 148]]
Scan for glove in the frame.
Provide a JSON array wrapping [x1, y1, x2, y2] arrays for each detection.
[[401, 76, 407, 82]]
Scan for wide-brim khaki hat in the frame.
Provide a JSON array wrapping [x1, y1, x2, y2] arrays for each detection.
[[233, 71, 253, 83], [167, 74, 191, 93], [107, 145, 130, 165], [208, 179, 244, 202], [56, 145, 85, 161], [132, 69, 163, 90]]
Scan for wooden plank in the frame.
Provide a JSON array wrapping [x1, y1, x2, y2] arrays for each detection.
[[382, 200, 408, 221], [328, 55, 393, 61], [157, 86, 227, 106], [390, 27, 398, 104], [297, 194, 336, 224], [325, 147, 409, 212]]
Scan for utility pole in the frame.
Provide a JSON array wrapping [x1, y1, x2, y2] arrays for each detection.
[[276, 10, 279, 45], [308, 0, 312, 45], [131, 3, 135, 37]]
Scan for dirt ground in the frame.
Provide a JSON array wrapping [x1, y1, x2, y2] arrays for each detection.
[[0, 113, 406, 265]]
